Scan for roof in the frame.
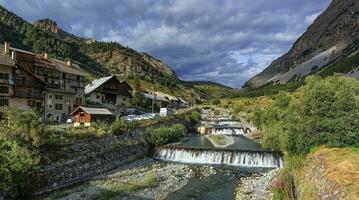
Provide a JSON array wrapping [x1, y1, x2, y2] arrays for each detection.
[[144, 93, 169, 102], [34, 56, 56, 69], [85, 76, 113, 94], [0, 45, 15, 67], [120, 80, 133, 91], [9, 47, 36, 55], [51, 58, 87, 76], [177, 97, 187, 104], [0, 53, 14, 67], [71, 106, 113, 115], [153, 91, 179, 101]]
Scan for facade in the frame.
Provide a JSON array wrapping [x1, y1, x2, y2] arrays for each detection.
[[0, 43, 46, 118], [143, 93, 169, 109], [149, 91, 183, 109], [85, 76, 132, 115], [71, 106, 114, 127], [0, 42, 87, 123]]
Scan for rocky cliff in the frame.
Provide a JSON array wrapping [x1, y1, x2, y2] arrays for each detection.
[[245, 0, 359, 88]]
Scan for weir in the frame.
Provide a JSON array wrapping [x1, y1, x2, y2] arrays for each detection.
[[213, 127, 245, 135], [154, 147, 284, 168], [197, 126, 250, 135]]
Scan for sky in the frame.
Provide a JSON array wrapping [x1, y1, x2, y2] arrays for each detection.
[[0, 0, 331, 88]]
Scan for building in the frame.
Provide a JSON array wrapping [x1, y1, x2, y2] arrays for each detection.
[[149, 91, 183, 109], [85, 76, 132, 115], [1, 42, 87, 123], [0, 43, 47, 118], [143, 93, 169, 109], [71, 106, 114, 127]]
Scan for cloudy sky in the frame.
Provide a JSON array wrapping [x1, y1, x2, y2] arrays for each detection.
[[0, 0, 331, 87]]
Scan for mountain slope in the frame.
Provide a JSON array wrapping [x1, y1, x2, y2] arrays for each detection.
[[0, 5, 179, 86], [244, 0, 359, 88]]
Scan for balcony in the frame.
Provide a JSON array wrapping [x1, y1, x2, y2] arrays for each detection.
[[13, 91, 44, 99], [14, 80, 44, 88]]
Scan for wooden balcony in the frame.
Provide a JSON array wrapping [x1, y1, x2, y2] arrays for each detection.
[[13, 91, 44, 99]]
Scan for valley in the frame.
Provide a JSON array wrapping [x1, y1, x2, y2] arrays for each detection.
[[0, 0, 358, 199], [42, 108, 282, 200]]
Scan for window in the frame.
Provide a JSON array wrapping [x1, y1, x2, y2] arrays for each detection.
[[0, 99, 9, 106], [55, 95, 63, 100], [48, 105, 53, 109], [48, 94, 53, 99], [55, 104, 63, 110], [96, 95, 100, 99], [0, 73, 9, 80], [0, 86, 9, 94]]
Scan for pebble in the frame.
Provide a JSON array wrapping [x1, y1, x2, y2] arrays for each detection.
[[235, 169, 279, 200]]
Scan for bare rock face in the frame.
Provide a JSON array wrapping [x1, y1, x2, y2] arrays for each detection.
[[245, 0, 359, 88], [140, 52, 177, 78], [33, 18, 59, 34]]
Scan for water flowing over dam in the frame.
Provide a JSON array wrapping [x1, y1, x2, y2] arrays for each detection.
[[155, 109, 284, 169], [212, 127, 245, 135], [154, 147, 284, 168]]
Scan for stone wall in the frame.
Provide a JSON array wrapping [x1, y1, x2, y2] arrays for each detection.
[[34, 115, 194, 196], [35, 129, 148, 195]]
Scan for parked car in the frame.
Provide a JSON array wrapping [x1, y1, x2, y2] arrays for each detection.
[[66, 117, 74, 124]]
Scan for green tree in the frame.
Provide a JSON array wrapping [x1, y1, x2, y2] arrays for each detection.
[[257, 75, 359, 155]]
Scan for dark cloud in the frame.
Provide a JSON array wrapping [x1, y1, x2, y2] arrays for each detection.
[[0, 0, 331, 87]]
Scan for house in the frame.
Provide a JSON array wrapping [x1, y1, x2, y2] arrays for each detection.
[[71, 106, 114, 127], [42, 58, 86, 122], [149, 91, 182, 108], [0, 43, 47, 118], [143, 93, 169, 110], [3, 42, 87, 123], [85, 76, 132, 115], [177, 97, 188, 108]]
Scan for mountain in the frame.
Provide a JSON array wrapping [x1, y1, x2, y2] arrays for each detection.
[[0, 5, 179, 87], [244, 0, 359, 88], [184, 81, 237, 99]]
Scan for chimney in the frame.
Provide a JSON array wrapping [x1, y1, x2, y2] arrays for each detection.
[[4, 42, 9, 54], [44, 53, 48, 59], [11, 51, 16, 60], [67, 60, 71, 66]]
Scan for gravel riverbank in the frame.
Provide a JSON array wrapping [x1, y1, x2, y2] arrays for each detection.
[[44, 159, 218, 200], [235, 169, 279, 200]]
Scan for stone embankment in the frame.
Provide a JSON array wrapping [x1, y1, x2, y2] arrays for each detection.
[[35, 114, 195, 196], [36, 129, 148, 195], [235, 169, 279, 200]]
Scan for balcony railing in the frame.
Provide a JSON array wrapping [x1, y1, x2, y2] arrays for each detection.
[[14, 80, 44, 88], [13, 91, 44, 99]]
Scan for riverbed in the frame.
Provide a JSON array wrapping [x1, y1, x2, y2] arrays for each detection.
[[44, 111, 281, 200]]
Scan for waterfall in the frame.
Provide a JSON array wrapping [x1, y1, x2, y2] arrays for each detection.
[[213, 128, 245, 135], [154, 147, 284, 168], [216, 121, 239, 126]]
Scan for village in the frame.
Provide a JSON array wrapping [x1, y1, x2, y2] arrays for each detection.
[[0, 42, 189, 126]]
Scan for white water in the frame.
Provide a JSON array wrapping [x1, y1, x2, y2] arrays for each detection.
[[154, 148, 284, 168], [216, 121, 239, 126], [213, 128, 245, 135]]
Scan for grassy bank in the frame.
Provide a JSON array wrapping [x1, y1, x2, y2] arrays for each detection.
[[218, 75, 359, 199]]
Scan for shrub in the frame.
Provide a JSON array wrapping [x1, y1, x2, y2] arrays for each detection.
[[190, 111, 201, 123], [211, 99, 220, 105], [0, 107, 46, 147], [256, 75, 359, 155], [145, 124, 186, 147]]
